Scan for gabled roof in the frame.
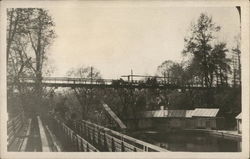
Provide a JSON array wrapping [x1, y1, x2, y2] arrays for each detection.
[[191, 108, 219, 117], [139, 110, 167, 118], [140, 108, 220, 118], [236, 113, 241, 119]]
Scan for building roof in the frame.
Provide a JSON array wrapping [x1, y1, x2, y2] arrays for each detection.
[[140, 108, 220, 118], [167, 110, 187, 117], [191, 108, 219, 117], [236, 113, 241, 119], [186, 110, 194, 118]]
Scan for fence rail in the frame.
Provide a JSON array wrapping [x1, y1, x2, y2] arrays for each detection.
[[49, 114, 168, 152], [7, 112, 25, 147], [50, 116, 99, 152], [74, 120, 168, 152]]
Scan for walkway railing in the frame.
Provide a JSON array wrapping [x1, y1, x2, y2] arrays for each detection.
[[50, 116, 99, 152], [7, 111, 25, 147], [74, 120, 169, 152]]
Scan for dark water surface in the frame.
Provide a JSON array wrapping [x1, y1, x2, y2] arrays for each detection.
[[127, 130, 241, 152]]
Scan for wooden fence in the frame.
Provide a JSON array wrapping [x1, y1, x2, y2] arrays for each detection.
[[50, 116, 99, 152], [73, 120, 169, 152], [7, 112, 25, 147], [50, 114, 168, 152]]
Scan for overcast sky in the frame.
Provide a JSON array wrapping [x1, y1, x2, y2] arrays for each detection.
[[47, 5, 240, 79]]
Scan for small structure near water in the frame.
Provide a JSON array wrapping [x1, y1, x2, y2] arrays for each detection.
[[191, 108, 221, 129], [236, 113, 242, 134], [130, 108, 224, 130]]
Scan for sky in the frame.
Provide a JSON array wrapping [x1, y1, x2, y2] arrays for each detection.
[[47, 5, 240, 79]]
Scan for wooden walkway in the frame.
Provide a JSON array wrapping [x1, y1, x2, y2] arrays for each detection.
[[7, 114, 62, 152], [8, 112, 169, 152]]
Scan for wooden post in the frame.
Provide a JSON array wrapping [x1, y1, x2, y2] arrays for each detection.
[[111, 137, 115, 152], [79, 122, 82, 135], [88, 128, 92, 143], [121, 141, 125, 152], [75, 135, 79, 151], [92, 127, 96, 144], [98, 130, 102, 149], [85, 123, 88, 139], [103, 131, 108, 151], [86, 143, 90, 152], [12, 120, 16, 137], [133, 147, 137, 152], [80, 139, 84, 152]]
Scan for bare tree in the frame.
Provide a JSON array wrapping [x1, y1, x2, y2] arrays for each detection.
[[26, 9, 56, 97], [232, 34, 241, 87], [7, 8, 56, 115], [66, 66, 102, 119]]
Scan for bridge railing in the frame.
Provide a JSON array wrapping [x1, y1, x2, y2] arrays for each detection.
[[7, 111, 25, 147], [76, 120, 168, 152], [50, 115, 99, 152], [17, 76, 236, 88], [20, 77, 114, 85]]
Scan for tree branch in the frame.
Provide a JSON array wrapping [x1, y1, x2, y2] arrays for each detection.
[[28, 32, 38, 55]]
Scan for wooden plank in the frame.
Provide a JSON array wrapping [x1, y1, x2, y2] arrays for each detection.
[[102, 103, 127, 129], [45, 125, 62, 152], [20, 119, 32, 151], [37, 116, 50, 152], [8, 129, 14, 138], [7, 125, 13, 133]]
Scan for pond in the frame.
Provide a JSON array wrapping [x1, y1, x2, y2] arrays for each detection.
[[127, 130, 241, 152]]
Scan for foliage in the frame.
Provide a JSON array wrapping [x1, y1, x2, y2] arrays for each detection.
[[7, 8, 56, 115], [183, 13, 223, 87]]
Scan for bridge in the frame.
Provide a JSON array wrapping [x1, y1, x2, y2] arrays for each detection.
[[13, 76, 235, 90]]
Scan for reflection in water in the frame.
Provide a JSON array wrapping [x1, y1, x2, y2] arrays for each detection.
[[128, 130, 241, 152]]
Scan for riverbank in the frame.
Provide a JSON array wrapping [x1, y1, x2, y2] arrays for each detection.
[[184, 129, 241, 141]]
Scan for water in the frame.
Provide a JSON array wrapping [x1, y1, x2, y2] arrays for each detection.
[[128, 130, 241, 152]]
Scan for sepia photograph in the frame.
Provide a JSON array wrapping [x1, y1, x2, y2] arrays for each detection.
[[0, 0, 249, 158]]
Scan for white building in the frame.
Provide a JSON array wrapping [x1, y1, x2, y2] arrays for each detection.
[[236, 113, 242, 134]]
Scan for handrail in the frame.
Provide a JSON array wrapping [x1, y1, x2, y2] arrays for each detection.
[[81, 120, 169, 152], [51, 116, 99, 152], [7, 111, 25, 147]]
